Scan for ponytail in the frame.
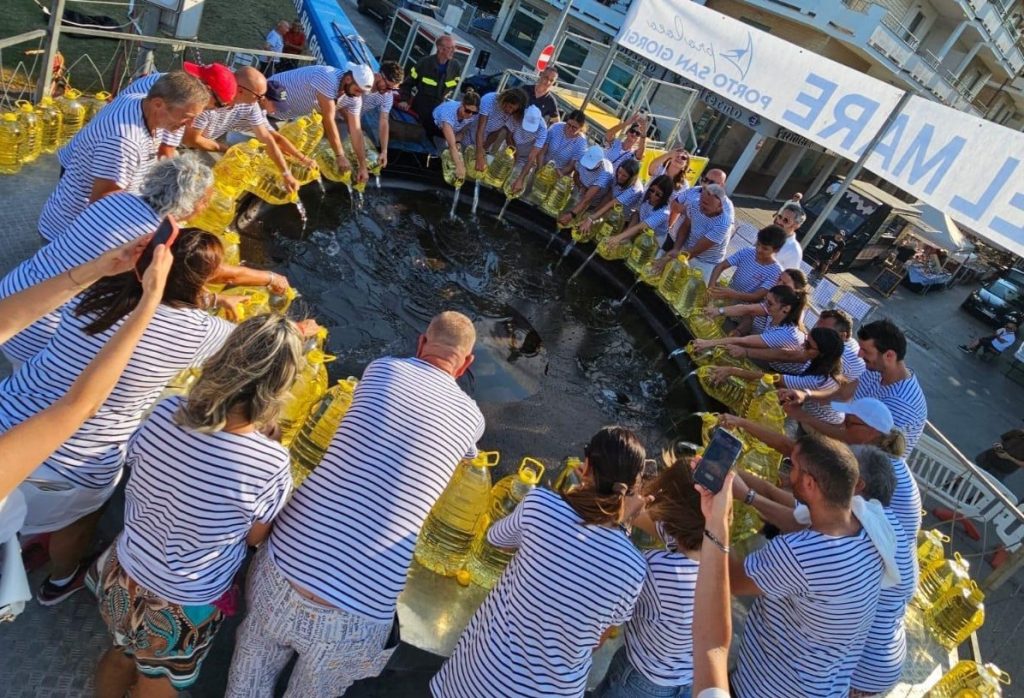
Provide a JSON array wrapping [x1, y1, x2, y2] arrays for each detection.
[[768, 284, 807, 329], [874, 428, 907, 458], [564, 426, 646, 527]]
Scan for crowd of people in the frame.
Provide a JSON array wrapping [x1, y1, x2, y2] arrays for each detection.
[[0, 31, 937, 698]]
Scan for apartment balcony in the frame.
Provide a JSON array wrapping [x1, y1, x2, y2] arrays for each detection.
[[953, 0, 1024, 73]]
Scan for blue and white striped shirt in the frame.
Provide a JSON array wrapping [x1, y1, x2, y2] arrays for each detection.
[[432, 100, 478, 138], [473, 92, 509, 144], [637, 200, 672, 248], [509, 118, 547, 168], [0, 302, 233, 489], [682, 195, 732, 264], [268, 356, 485, 622], [761, 324, 808, 374], [623, 527, 699, 687], [613, 179, 646, 213], [269, 65, 342, 121], [115, 72, 185, 147], [850, 508, 917, 694], [890, 457, 922, 542], [191, 102, 268, 140], [118, 397, 291, 605], [1, 192, 160, 364], [782, 373, 842, 424], [734, 527, 884, 698], [725, 248, 783, 295], [854, 369, 927, 456], [431, 487, 646, 697], [543, 122, 587, 170], [840, 338, 867, 380], [40, 96, 159, 240], [576, 157, 614, 195], [362, 90, 394, 116], [604, 139, 637, 168]]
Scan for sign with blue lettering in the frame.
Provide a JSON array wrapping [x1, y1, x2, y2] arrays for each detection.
[[616, 0, 1024, 255]]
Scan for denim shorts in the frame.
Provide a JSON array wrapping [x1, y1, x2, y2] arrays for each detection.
[[593, 645, 692, 698]]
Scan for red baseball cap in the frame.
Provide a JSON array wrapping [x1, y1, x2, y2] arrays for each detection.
[[183, 61, 237, 105]]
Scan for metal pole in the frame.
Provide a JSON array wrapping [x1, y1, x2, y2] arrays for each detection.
[[550, 0, 573, 52], [581, 44, 617, 111], [35, 0, 67, 102], [801, 90, 913, 248]]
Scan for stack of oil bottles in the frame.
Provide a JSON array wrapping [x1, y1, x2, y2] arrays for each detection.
[[0, 88, 105, 175]]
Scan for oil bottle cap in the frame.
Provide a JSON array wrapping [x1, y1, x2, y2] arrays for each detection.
[[16, 101, 33, 112], [517, 457, 545, 484], [94, 91, 111, 100], [38, 96, 53, 105], [2, 113, 17, 122], [470, 451, 500, 467], [64, 88, 81, 99], [311, 112, 323, 124]]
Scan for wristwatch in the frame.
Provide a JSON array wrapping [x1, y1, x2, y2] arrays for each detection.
[[718, 307, 725, 316]]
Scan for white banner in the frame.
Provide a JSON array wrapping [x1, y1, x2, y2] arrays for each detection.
[[617, 0, 1024, 255]]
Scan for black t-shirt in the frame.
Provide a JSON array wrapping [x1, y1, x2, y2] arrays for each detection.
[[525, 85, 558, 121], [822, 238, 846, 258]]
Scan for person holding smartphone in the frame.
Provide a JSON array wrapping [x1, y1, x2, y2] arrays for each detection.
[[89, 315, 307, 698], [3, 230, 236, 606], [431, 426, 650, 698]]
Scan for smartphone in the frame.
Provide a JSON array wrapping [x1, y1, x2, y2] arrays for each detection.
[[693, 427, 743, 494], [135, 215, 180, 280]]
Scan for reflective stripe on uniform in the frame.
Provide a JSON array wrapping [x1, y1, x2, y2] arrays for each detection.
[[421, 77, 439, 86], [444, 79, 459, 88]]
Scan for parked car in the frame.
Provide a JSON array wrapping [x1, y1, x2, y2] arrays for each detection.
[[961, 268, 1024, 327], [357, 0, 438, 25]]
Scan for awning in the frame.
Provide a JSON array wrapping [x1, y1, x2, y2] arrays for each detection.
[[904, 203, 969, 252]]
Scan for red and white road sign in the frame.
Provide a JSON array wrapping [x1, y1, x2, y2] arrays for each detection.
[[536, 44, 555, 72]]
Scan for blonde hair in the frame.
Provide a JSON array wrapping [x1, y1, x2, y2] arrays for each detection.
[[176, 315, 304, 433], [874, 428, 907, 458]]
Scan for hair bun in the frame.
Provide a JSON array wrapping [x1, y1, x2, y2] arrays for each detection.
[[611, 482, 629, 496]]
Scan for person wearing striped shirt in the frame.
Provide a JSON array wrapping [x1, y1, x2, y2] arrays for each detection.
[[38, 72, 209, 241], [593, 452, 704, 698], [603, 113, 648, 168], [693, 285, 809, 374], [557, 145, 615, 226], [89, 315, 304, 697], [7, 230, 234, 606], [730, 434, 886, 698], [668, 170, 731, 230], [269, 62, 373, 185], [431, 426, 648, 698], [359, 61, 404, 169], [657, 184, 733, 281], [575, 159, 644, 239], [433, 91, 481, 182], [604, 175, 675, 251], [469, 88, 528, 158], [226, 311, 485, 698], [538, 109, 588, 174], [707, 224, 786, 303], [647, 148, 691, 193], [504, 105, 548, 196], [779, 319, 927, 457]]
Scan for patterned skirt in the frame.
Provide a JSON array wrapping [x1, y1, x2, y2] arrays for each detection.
[[86, 543, 225, 689]]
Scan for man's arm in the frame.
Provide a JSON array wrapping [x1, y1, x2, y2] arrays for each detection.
[[727, 554, 762, 596], [181, 125, 224, 153], [88, 178, 122, 203], [316, 92, 349, 176], [378, 110, 390, 169], [707, 259, 731, 288]]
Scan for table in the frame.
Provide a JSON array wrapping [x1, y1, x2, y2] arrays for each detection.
[[904, 264, 953, 294]]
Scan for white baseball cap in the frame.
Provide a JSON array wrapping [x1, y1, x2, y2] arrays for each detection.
[[830, 398, 894, 433], [580, 144, 605, 169], [522, 105, 543, 133], [346, 62, 374, 91]]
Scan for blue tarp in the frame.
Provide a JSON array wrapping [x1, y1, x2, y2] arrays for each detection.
[[292, 0, 379, 71]]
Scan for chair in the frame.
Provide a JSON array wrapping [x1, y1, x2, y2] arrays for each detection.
[[228, 52, 258, 70], [834, 291, 873, 325], [810, 278, 839, 310]]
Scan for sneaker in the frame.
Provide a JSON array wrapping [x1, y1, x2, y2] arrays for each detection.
[[37, 562, 89, 606]]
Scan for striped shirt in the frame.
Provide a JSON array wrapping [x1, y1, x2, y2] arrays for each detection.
[[782, 373, 842, 424], [850, 508, 918, 694], [725, 248, 783, 295], [0, 302, 233, 489], [840, 338, 867, 380], [682, 195, 731, 264], [890, 457, 922, 542], [543, 122, 587, 170], [475, 92, 510, 142], [576, 157, 614, 195], [191, 102, 268, 140], [1, 193, 160, 364], [431, 488, 646, 697], [637, 201, 672, 248], [734, 527, 884, 698], [432, 100, 478, 138], [362, 90, 394, 116], [623, 526, 699, 687], [115, 73, 184, 147], [761, 324, 808, 374], [337, 93, 362, 119], [614, 178, 646, 213], [509, 119, 547, 168], [604, 139, 637, 168], [40, 96, 159, 240], [117, 397, 291, 605], [675, 187, 736, 228], [854, 369, 927, 456], [268, 356, 485, 622], [270, 65, 342, 121]]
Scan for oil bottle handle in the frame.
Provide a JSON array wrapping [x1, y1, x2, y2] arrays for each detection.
[[519, 457, 546, 482]]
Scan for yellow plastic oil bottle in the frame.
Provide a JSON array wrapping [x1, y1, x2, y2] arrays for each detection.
[[483, 147, 515, 189], [0, 113, 24, 174], [591, 203, 626, 244], [278, 116, 314, 153], [731, 501, 762, 545], [597, 233, 632, 261], [928, 660, 1010, 698], [697, 365, 751, 413], [674, 268, 709, 315], [917, 529, 950, 569], [525, 160, 558, 206], [738, 437, 781, 482], [14, 102, 41, 164], [696, 411, 719, 445], [312, 139, 353, 185], [214, 139, 261, 195], [552, 456, 584, 493], [302, 113, 324, 154], [682, 309, 725, 340], [916, 552, 971, 608], [218, 287, 271, 322], [81, 91, 111, 122], [467, 457, 545, 590], [924, 580, 986, 650], [744, 377, 785, 431], [188, 181, 239, 234], [219, 231, 241, 266], [626, 227, 659, 274], [463, 145, 489, 182], [269, 286, 298, 314], [278, 346, 336, 448], [541, 174, 573, 217], [415, 450, 501, 577], [36, 96, 63, 153], [440, 147, 464, 189], [56, 88, 87, 145], [502, 164, 528, 200], [657, 254, 691, 304], [289, 377, 359, 484], [246, 161, 311, 205]]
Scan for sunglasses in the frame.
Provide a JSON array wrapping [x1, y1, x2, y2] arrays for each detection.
[[239, 84, 267, 101], [701, 176, 714, 183], [464, 107, 479, 115], [628, 128, 642, 136]]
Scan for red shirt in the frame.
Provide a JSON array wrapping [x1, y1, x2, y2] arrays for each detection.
[[283, 28, 305, 55]]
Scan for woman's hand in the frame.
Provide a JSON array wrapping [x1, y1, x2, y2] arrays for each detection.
[[702, 304, 719, 318], [777, 388, 805, 405], [691, 339, 713, 352], [267, 272, 291, 295], [696, 471, 735, 526], [709, 366, 733, 384], [216, 294, 244, 322], [294, 318, 321, 339], [557, 211, 575, 227], [717, 413, 743, 431], [454, 159, 467, 182], [725, 345, 746, 358], [98, 233, 154, 278]]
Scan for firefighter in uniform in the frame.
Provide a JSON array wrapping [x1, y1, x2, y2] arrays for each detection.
[[399, 34, 462, 139]]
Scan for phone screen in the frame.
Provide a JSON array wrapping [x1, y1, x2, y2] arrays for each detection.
[[693, 427, 743, 494], [135, 216, 179, 280]]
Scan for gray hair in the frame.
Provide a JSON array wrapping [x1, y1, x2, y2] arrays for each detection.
[[703, 182, 727, 201], [147, 71, 210, 107], [176, 314, 304, 433], [781, 202, 807, 225], [851, 444, 895, 506], [140, 153, 214, 220]]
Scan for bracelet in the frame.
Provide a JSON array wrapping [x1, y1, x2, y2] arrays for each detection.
[[744, 489, 757, 505], [266, 272, 276, 288], [704, 528, 730, 554], [67, 267, 87, 289]]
